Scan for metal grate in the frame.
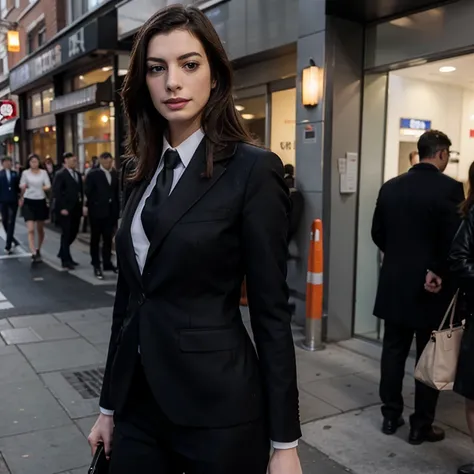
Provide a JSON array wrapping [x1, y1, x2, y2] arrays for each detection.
[[62, 367, 105, 399]]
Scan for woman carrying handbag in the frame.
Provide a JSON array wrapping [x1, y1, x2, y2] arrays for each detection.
[[449, 161, 474, 474]]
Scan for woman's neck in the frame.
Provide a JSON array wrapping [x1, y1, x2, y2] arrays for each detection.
[[167, 117, 201, 148]]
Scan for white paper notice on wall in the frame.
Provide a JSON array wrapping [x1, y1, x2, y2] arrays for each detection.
[[339, 152, 358, 194]]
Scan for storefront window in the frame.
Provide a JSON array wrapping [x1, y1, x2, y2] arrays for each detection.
[[74, 66, 113, 90], [42, 88, 54, 114], [30, 127, 57, 162], [31, 93, 42, 117], [270, 88, 296, 167], [236, 95, 266, 145], [76, 106, 114, 172]]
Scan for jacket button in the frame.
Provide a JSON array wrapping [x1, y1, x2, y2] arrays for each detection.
[[138, 293, 146, 305]]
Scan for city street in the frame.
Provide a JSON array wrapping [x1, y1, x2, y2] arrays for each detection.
[[0, 220, 472, 474]]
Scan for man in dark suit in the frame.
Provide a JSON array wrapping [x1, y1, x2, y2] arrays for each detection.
[[372, 130, 464, 445], [53, 152, 84, 270], [85, 152, 119, 279], [0, 156, 20, 254]]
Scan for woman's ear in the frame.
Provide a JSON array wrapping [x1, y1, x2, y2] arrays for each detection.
[[211, 79, 217, 89]]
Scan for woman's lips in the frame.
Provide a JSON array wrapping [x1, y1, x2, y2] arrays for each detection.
[[164, 99, 190, 111]]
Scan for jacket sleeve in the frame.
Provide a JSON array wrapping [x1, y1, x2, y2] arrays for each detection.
[[52, 172, 63, 210], [449, 211, 474, 284], [241, 150, 301, 443], [431, 181, 464, 276], [99, 262, 130, 410], [371, 190, 385, 252], [84, 172, 93, 204]]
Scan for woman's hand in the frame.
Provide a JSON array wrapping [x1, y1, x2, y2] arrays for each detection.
[[18, 198, 24, 207], [88, 413, 114, 459], [268, 448, 302, 474]]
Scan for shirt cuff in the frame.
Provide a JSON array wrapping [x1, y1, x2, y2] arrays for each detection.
[[99, 407, 114, 416], [271, 440, 299, 450]]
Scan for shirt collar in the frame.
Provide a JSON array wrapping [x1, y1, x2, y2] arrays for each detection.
[[161, 129, 205, 168], [100, 165, 110, 174]]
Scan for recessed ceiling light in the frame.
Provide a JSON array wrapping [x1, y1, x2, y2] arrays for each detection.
[[439, 66, 456, 73], [235, 105, 245, 111], [102, 66, 112, 72], [241, 113, 255, 120]]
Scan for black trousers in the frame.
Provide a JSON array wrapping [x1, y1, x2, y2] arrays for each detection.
[[89, 217, 115, 268], [58, 206, 81, 264], [1, 202, 18, 250], [110, 362, 270, 474], [380, 320, 439, 429]]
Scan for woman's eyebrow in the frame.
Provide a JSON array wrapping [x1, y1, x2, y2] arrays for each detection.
[[146, 52, 203, 62]]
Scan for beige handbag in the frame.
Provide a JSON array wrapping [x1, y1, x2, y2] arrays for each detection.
[[414, 290, 464, 391]]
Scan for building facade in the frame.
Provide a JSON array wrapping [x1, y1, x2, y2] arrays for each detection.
[[3, 0, 473, 343]]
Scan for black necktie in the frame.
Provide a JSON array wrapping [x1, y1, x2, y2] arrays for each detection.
[[141, 149, 181, 241]]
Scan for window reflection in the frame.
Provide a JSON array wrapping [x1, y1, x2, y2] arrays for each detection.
[[235, 95, 266, 145]]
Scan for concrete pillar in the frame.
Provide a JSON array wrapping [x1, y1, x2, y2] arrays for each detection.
[[291, 1, 364, 342]]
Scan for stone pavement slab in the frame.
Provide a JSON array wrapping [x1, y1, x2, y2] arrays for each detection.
[[0, 425, 89, 474], [18, 339, 105, 373], [41, 371, 101, 419], [0, 353, 38, 384], [8, 315, 59, 328], [298, 440, 352, 473], [299, 388, 342, 424], [302, 405, 473, 474], [0, 320, 12, 331], [66, 320, 111, 345], [0, 380, 71, 437], [75, 416, 96, 438], [53, 309, 109, 324], [1, 328, 42, 345]]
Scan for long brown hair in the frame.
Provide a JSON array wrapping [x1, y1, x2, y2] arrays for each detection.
[[461, 161, 474, 217], [122, 4, 256, 182]]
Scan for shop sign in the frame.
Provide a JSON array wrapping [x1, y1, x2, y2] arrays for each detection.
[[0, 100, 17, 122], [10, 12, 116, 93], [51, 84, 98, 114], [400, 118, 431, 131]]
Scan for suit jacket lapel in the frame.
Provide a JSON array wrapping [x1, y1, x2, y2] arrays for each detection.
[[144, 141, 236, 268], [117, 178, 149, 289]]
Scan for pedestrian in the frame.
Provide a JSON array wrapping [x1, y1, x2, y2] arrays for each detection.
[[19, 154, 51, 263], [0, 156, 21, 254], [52, 152, 84, 270], [284, 163, 295, 188], [85, 151, 119, 279], [372, 129, 465, 444], [87, 5, 302, 474], [448, 161, 474, 474]]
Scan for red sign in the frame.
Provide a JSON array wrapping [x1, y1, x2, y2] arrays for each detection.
[[470, 129, 474, 138], [0, 100, 17, 122]]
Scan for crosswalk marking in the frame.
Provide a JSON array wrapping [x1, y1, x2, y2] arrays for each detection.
[[0, 282, 14, 311], [0, 227, 29, 256]]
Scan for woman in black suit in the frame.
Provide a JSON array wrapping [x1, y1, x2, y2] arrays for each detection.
[[88, 5, 301, 474]]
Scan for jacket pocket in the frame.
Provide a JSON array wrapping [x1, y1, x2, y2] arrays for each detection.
[[179, 327, 241, 352], [179, 208, 230, 224]]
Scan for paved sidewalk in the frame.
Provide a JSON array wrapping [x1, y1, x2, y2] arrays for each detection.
[[0, 304, 471, 473]]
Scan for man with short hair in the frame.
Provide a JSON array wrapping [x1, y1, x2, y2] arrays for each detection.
[[0, 156, 20, 254], [52, 152, 84, 270], [85, 152, 119, 279], [372, 130, 464, 445]]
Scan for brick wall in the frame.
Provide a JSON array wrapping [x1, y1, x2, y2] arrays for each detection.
[[5, 0, 65, 70]]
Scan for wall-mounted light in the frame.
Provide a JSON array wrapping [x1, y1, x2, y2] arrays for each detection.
[[7, 30, 20, 53], [44, 126, 50, 133], [101, 115, 109, 123], [302, 59, 322, 107], [13, 136, 19, 143]]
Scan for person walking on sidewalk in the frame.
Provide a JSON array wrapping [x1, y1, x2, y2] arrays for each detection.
[[0, 156, 21, 254], [87, 5, 302, 474], [53, 152, 84, 270], [20, 154, 51, 263], [85, 152, 119, 280], [372, 130, 464, 445]]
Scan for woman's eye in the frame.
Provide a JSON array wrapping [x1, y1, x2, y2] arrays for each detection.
[[184, 62, 199, 71], [148, 65, 165, 74]]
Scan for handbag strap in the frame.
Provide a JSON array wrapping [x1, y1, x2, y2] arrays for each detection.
[[437, 289, 459, 332]]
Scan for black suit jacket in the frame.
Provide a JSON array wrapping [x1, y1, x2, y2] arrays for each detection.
[[0, 169, 20, 204], [372, 163, 465, 328], [99, 140, 301, 443], [85, 168, 119, 221], [52, 168, 84, 215]]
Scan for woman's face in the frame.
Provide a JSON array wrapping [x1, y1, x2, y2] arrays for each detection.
[[30, 158, 39, 169], [145, 29, 214, 128]]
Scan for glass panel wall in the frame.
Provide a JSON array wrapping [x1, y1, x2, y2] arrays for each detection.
[[270, 88, 296, 167]]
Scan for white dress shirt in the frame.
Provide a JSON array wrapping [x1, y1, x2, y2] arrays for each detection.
[[100, 165, 112, 185], [100, 129, 298, 450], [5, 169, 11, 183]]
